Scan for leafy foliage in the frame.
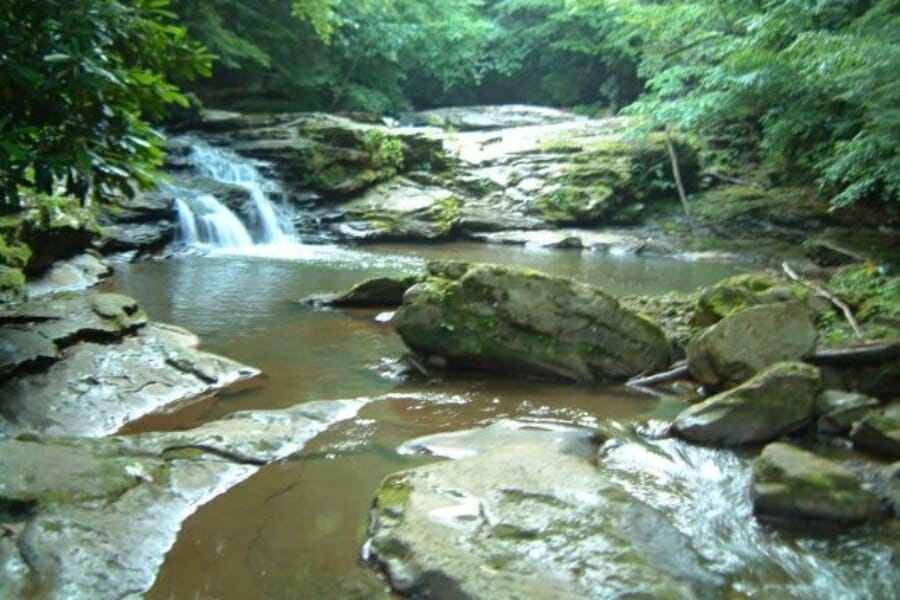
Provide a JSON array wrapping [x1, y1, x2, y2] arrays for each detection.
[[0, 0, 212, 210]]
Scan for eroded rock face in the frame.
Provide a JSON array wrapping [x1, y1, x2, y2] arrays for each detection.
[[0, 293, 258, 437], [0, 399, 365, 599], [687, 302, 817, 388], [367, 422, 720, 599], [673, 361, 820, 446], [393, 261, 670, 382], [751, 442, 884, 525]]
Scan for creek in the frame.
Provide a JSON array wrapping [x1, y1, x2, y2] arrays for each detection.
[[101, 137, 894, 598]]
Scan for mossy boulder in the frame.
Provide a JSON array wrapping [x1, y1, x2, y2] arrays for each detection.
[[851, 402, 900, 460], [673, 362, 820, 446], [687, 302, 817, 388], [821, 265, 900, 345], [392, 261, 670, 382], [692, 185, 832, 231], [751, 442, 885, 525], [693, 273, 813, 327]]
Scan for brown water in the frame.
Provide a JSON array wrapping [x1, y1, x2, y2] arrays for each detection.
[[104, 244, 895, 599]]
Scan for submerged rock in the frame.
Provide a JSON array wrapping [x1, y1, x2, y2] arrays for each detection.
[[751, 442, 884, 525], [687, 302, 817, 388], [300, 275, 422, 308], [393, 261, 670, 382], [367, 421, 720, 598], [673, 362, 820, 446], [0, 398, 367, 599], [851, 402, 900, 460], [0, 293, 259, 437]]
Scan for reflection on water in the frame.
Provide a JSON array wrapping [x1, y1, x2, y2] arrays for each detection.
[[104, 243, 891, 599]]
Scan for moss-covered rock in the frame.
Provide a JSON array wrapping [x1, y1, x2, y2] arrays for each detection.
[[673, 361, 820, 446], [851, 402, 900, 460], [751, 442, 885, 525], [393, 261, 670, 382], [687, 302, 817, 388], [0, 266, 26, 304], [693, 273, 813, 327], [815, 390, 881, 437], [692, 185, 832, 231], [819, 264, 900, 345]]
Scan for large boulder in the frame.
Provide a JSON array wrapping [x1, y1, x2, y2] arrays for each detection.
[[333, 179, 461, 241], [692, 273, 814, 327], [814, 389, 880, 437], [851, 402, 900, 460], [687, 302, 817, 388], [392, 262, 670, 382], [367, 422, 721, 598], [751, 442, 885, 525], [673, 362, 820, 446]]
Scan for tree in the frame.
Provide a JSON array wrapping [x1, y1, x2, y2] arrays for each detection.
[[0, 0, 212, 210]]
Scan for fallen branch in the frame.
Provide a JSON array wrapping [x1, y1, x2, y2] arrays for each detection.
[[705, 169, 758, 187], [781, 262, 864, 340], [626, 360, 689, 388], [664, 125, 693, 232]]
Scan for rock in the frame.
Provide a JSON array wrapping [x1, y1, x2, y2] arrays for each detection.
[[300, 275, 422, 308], [0, 398, 369, 599], [815, 389, 880, 436], [0, 293, 259, 437], [402, 105, 584, 130], [687, 302, 817, 388], [393, 262, 670, 382], [367, 421, 721, 599], [14, 198, 100, 274], [851, 402, 900, 460], [26, 253, 111, 298], [692, 273, 814, 327], [673, 362, 820, 446], [333, 179, 461, 241], [751, 442, 884, 525], [0, 328, 58, 378], [97, 221, 175, 253]]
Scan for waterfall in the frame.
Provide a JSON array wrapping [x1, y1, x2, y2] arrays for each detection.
[[173, 140, 295, 249]]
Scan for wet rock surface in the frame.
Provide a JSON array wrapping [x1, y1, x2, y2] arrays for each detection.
[[0, 399, 367, 599], [751, 442, 884, 525], [0, 293, 259, 437], [367, 421, 721, 599], [393, 261, 670, 382], [673, 361, 821, 446], [300, 275, 422, 308]]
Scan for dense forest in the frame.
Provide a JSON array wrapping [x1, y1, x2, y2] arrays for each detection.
[[2, 0, 898, 211]]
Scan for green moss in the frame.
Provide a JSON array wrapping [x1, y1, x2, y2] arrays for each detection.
[[817, 264, 900, 345], [375, 475, 412, 515], [0, 266, 26, 303]]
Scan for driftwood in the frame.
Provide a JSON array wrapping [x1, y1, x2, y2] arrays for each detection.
[[626, 360, 689, 388], [664, 125, 693, 232], [781, 262, 864, 340], [811, 340, 900, 366]]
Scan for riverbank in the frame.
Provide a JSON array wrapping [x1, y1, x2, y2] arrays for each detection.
[[1, 105, 898, 598]]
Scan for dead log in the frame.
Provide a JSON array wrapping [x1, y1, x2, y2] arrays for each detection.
[[626, 360, 689, 388]]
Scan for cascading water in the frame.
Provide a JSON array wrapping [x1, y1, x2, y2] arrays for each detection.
[[172, 140, 295, 249]]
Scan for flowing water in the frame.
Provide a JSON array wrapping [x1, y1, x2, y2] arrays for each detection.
[[102, 139, 897, 598]]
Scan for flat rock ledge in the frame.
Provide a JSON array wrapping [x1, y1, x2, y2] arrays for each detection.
[[0, 399, 367, 599], [0, 292, 259, 437]]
